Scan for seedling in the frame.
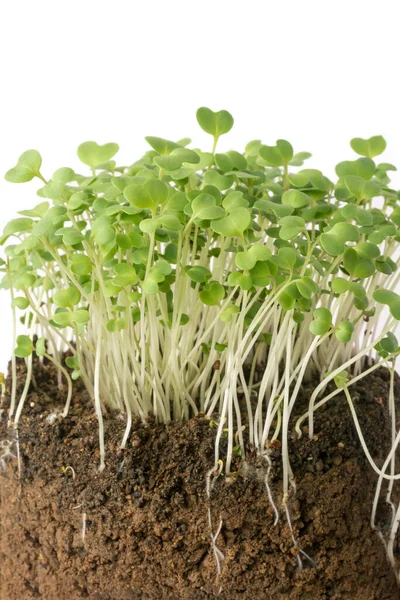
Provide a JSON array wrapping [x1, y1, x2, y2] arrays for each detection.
[[2, 108, 400, 575]]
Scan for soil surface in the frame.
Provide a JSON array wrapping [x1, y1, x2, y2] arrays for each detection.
[[1, 356, 400, 599]]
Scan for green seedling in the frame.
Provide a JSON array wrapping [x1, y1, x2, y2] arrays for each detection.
[[2, 107, 400, 577]]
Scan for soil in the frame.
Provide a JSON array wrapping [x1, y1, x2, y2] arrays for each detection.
[[1, 355, 400, 600]]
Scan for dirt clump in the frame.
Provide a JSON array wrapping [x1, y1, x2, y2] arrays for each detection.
[[1, 357, 399, 599]]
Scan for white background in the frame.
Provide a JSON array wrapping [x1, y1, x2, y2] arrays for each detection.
[[0, 0, 399, 371]]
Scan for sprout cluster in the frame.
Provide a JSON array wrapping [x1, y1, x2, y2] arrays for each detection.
[[2, 108, 400, 570]]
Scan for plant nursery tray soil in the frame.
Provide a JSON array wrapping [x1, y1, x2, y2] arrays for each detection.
[[1, 357, 400, 600]]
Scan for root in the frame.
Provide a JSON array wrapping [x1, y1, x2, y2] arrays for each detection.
[[205, 461, 225, 581], [262, 451, 279, 526]]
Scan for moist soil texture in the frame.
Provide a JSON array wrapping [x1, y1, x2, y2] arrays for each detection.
[[1, 356, 400, 600]]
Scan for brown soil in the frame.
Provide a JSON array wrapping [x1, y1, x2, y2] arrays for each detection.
[[1, 356, 400, 600]]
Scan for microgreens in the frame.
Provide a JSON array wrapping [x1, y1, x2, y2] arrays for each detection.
[[2, 109, 400, 573]]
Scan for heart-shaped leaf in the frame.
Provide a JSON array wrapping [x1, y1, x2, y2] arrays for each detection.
[[335, 157, 375, 180], [189, 193, 225, 221], [153, 148, 200, 171], [113, 264, 138, 287], [331, 278, 366, 300], [309, 307, 332, 335], [289, 151, 312, 167], [77, 142, 119, 168], [259, 140, 293, 166], [271, 247, 298, 270], [145, 136, 181, 155], [222, 191, 249, 211], [373, 289, 400, 320], [199, 281, 225, 305], [343, 175, 380, 200], [53, 287, 81, 308], [227, 271, 253, 290], [35, 337, 46, 357], [320, 222, 360, 256], [278, 216, 305, 241], [341, 204, 373, 226], [335, 320, 355, 343], [185, 266, 212, 283], [196, 107, 234, 139], [14, 334, 34, 358], [4, 218, 33, 236], [282, 189, 311, 208], [5, 150, 42, 183], [295, 276, 319, 299], [210, 207, 251, 237], [350, 136, 386, 158]]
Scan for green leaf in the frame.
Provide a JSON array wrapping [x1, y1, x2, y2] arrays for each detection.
[[199, 281, 225, 306], [35, 337, 46, 357], [248, 262, 271, 287], [11, 297, 29, 310], [320, 222, 360, 256], [152, 260, 172, 276], [19, 201, 50, 218], [71, 309, 89, 324], [335, 320, 355, 343], [343, 175, 380, 200], [55, 227, 84, 246], [309, 307, 332, 336], [333, 371, 349, 389], [214, 153, 233, 172], [191, 193, 225, 221], [259, 140, 293, 166], [278, 282, 300, 311], [222, 191, 249, 211], [289, 151, 312, 166], [235, 252, 253, 271], [53, 287, 81, 308], [354, 242, 380, 259], [287, 171, 311, 187], [210, 207, 250, 237], [166, 191, 188, 213], [113, 263, 138, 287], [278, 216, 305, 241], [343, 247, 375, 279], [295, 277, 319, 299], [254, 199, 293, 218], [282, 190, 311, 208], [227, 271, 253, 290], [154, 148, 199, 171], [373, 289, 400, 320], [341, 204, 373, 226], [77, 142, 119, 168], [379, 332, 398, 354], [4, 218, 33, 236], [331, 278, 366, 300], [53, 309, 89, 327], [219, 304, 240, 323], [68, 191, 90, 210], [335, 157, 376, 180], [146, 178, 169, 205], [271, 247, 297, 270], [5, 150, 42, 183], [196, 107, 234, 139], [145, 136, 180, 155], [70, 254, 92, 276], [203, 170, 234, 191], [350, 136, 386, 158], [368, 223, 396, 244], [14, 334, 34, 358], [236, 245, 271, 270], [185, 266, 211, 283]]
